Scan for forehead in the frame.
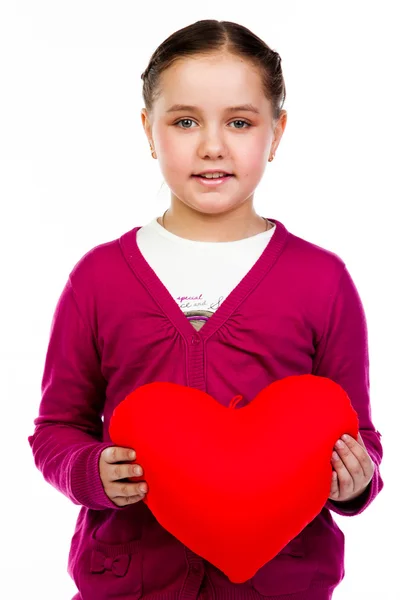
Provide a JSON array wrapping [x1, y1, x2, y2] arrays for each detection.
[[156, 54, 269, 114]]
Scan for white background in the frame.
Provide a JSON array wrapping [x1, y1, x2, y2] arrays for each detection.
[[1, 1, 398, 598]]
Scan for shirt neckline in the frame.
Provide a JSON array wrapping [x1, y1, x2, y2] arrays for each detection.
[[120, 217, 288, 343], [152, 215, 275, 247]]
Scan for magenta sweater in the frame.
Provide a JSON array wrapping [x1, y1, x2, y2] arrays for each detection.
[[28, 217, 384, 600]]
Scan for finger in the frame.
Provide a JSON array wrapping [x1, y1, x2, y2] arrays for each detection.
[[109, 480, 148, 498], [342, 432, 367, 455], [329, 468, 339, 499], [331, 450, 354, 495], [112, 494, 146, 507], [334, 439, 364, 482], [356, 432, 369, 452], [339, 436, 370, 478], [103, 446, 136, 464], [110, 462, 143, 482], [357, 432, 365, 445]]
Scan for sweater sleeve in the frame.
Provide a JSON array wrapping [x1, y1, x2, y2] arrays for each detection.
[[28, 277, 121, 511], [312, 264, 384, 516]]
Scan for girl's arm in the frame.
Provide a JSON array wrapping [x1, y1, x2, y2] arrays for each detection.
[[28, 277, 119, 511], [313, 265, 384, 516]]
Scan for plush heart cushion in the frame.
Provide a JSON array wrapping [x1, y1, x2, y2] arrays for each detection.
[[109, 374, 359, 583]]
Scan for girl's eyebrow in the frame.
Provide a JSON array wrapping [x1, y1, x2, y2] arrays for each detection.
[[166, 103, 260, 115]]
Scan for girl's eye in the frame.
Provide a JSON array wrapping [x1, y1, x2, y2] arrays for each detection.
[[174, 119, 251, 129]]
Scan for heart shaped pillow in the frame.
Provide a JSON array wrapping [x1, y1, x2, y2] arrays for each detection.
[[109, 374, 359, 583]]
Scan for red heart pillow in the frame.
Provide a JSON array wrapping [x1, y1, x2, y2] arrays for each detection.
[[109, 374, 359, 583]]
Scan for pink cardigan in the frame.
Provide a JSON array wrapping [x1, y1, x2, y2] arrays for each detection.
[[29, 217, 384, 599]]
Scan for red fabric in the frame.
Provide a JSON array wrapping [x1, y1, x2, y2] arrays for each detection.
[[109, 373, 359, 583]]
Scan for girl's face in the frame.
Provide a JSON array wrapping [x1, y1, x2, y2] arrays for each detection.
[[142, 53, 287, 220]]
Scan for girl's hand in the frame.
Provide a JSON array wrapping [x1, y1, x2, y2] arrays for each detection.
[[329, 432, 375, 502], [99, 446, 148, 507]]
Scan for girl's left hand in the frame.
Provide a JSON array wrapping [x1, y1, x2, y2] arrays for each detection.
[[329, 432, 375, 502]]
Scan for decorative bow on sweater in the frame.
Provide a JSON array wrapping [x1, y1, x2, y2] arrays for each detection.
[[90, 550, 130, 576]]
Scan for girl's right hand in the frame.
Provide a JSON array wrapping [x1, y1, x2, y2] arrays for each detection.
[[99, 446, 148, 507]]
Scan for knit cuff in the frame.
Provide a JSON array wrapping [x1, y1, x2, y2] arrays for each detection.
[[70, 442, 125, 510]]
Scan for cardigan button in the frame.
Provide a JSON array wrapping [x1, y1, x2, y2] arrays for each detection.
[[191, 335, 200, 345]]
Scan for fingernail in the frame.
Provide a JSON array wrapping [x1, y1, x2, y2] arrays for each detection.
[[332, 451, 339, 460], [129, 450, 136, 459], [134, 466, 142, 476], [140, 484, 147, 494], [336, 440, 344, 448], [342, 434, 350, 442]]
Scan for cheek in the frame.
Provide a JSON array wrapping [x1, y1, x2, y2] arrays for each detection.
[[159, 140, 191, 172], [236, 139, 268, 169], [239, 155, 267, 178]]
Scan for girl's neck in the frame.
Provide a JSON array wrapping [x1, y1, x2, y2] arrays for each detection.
[[157, 209, 271, 243]]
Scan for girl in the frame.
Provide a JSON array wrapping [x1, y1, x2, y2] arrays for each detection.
[[29, 19, 383, 600]]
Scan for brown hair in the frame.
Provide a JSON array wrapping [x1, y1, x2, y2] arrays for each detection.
[[141, 20, 286, 128]]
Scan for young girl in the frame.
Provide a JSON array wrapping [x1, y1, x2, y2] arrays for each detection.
[[29, 19, 383, 600]]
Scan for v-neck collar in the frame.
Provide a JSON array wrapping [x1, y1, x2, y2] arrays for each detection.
[[120, 218, 288, 342]]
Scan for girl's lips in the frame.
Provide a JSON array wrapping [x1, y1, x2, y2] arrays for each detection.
[[192, 174, 234, 187]]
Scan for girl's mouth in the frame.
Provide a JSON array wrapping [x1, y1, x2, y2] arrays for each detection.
[[192, 174, 234, 187]]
